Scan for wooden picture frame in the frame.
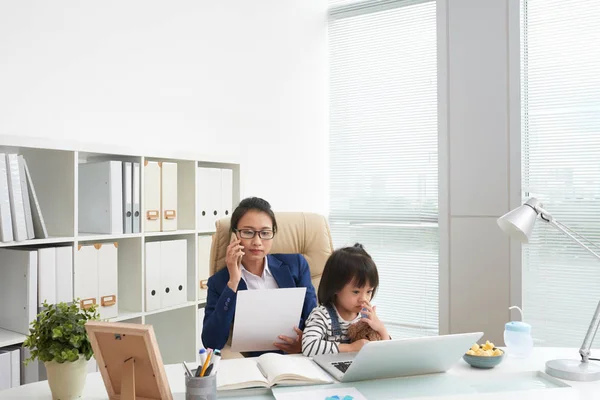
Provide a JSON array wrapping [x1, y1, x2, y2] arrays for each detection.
[[85, 321, 173, 400]]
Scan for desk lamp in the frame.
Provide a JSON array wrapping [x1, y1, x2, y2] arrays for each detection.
[[497, 197, 600, 382]]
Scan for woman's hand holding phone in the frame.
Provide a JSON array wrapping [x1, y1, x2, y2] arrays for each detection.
[[226, 232, 244, 292]]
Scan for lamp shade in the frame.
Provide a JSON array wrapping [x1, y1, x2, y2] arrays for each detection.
[[497, 198, 542, 243]]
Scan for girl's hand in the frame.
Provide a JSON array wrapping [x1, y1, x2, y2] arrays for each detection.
[[361, 303, 391, 340], [226, 233, 244, 291]]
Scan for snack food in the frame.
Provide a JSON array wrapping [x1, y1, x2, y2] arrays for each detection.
[[466, 340, 503, 357]]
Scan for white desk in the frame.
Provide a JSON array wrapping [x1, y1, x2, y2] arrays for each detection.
[[1, 347, 599, 399]]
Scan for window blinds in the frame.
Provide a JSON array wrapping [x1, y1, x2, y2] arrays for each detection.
[[328, 0, 438, 339], [521, 0, 600, 347]]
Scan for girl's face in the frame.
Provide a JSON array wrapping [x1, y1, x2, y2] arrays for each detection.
[[335, 279, 374, 318], [234, 210, 274, 264]]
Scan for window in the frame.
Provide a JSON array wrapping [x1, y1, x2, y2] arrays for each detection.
[[521, 0, 600, 347], [328, 0, 438, 339]]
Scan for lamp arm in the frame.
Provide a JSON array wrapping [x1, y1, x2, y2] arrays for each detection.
[[542, 217, 600, 262], [578, 301, 600, 363], [536, 208, 600, 363]]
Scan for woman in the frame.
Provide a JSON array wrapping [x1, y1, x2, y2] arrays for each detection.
[[201, 197, 317, 355]]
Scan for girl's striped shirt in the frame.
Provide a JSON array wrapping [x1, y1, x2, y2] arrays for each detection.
[[301, 305, 361, 357]]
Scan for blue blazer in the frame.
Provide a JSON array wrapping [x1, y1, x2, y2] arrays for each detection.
[[201, 253, 317, 354]]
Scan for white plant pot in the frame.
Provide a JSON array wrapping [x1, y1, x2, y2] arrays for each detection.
[[44, 356, 88, 400]]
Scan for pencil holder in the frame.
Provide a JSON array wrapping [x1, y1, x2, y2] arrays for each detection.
[[185, 372, 217, 400]]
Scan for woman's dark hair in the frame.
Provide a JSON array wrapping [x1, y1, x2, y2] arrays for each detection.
[[230, 197, 278, 234], [317, 243, 379, 306]]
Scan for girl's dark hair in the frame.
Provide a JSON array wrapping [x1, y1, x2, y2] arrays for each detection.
[[317, 243, 379, 306], [230, 197, 278, 233]]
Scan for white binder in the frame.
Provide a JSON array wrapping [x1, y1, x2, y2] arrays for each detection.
[[8, 347, 20, 388], [209, 168, 222, 228], [74, 244, 99, 312], [197, 167, 210, 231], [97, 242, 118, 319], [160, 162, 178, 231], [143, 161, 161, 232], [0, 351, 10, 390], [37, 247, 56, 307], [145, 239, 187, 310], [122, 162, 133, 234], [78, 161, 123, 234], [221, 168, 233, 218], [0, 346, 21, 388], [74, 243, 118, 319], [197, 167, 221, 232], [144, 241, 161, 312], [22, 158, 48, 239], [10, 348, 20, 387], [132, 162, 140, 233], [160, 239, 187, 308], [6, 153, 28, 241], [168, 238, 187, 306], [0, 248, 37, 335], [17, 155, 34, 239], [55, 246, 73, 304], [197, 235, 212, 299], [0, 154, 13, 242]]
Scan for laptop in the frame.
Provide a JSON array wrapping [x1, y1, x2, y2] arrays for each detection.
[[313, 332, 483, 382]]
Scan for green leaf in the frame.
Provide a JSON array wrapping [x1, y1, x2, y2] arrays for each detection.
[[22, 299, 100, 364]]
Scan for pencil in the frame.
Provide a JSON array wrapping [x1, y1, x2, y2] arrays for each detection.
[[199, 351, 213, 377]]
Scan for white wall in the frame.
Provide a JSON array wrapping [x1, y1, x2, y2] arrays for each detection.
[[2, 0, 523, 343], [0, 0, 329, 214], [439, 0, 521, 344]]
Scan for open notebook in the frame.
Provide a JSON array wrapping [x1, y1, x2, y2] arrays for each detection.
[[216, 354, 333, 391]]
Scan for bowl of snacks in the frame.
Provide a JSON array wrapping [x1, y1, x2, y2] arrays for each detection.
[[463, 340, 505, 369]]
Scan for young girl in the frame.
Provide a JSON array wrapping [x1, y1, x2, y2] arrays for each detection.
[[302, 243, 390, 357]]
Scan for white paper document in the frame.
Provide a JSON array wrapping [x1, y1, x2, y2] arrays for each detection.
[[231, 287, 306, 352]]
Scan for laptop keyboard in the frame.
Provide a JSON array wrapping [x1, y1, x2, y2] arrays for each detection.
[[332, 361, 353, 373]]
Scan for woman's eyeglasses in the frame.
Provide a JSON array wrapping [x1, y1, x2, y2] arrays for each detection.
[[234, 229, 275, 240]]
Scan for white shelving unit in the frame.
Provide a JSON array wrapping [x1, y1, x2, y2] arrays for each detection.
[[0, 135, 240, 366]]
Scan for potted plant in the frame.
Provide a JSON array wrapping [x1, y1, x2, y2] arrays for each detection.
[[23, 300, 99, 400]]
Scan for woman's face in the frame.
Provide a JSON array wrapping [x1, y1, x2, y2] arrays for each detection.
[[235, 210, 275, 264]]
